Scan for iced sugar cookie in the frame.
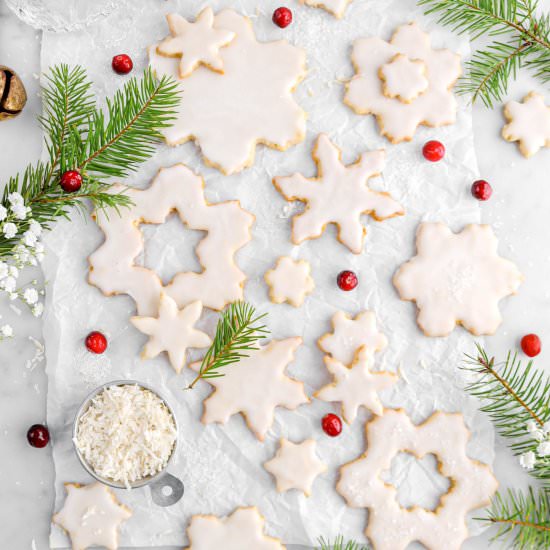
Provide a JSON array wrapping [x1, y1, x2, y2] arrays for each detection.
[[157, 9, 235, 78], [318, 309, 387, 365], [300, 0, 352, 18], [187, 507, 285, 550], [315, 347, 397, 422], [191, 338, 308, 440], [53, 482, 132, 550], [131, 295, 211, 374], [273, 133, 404, 254], [264, 438, 327, 496], [337, 410, 498, 550], [150, 9, 306, 175], [89, 164, 254, 317], [345, 23, 461, 143], [502, 92, 550, 158], [265, 256, 315, 307], [393, 222, 523, 337]]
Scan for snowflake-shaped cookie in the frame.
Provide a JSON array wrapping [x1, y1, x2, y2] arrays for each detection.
[[315, 347, 397, 422], [187, 507, 285, 550], [149, 9, 306, 175], [265, 256, 315, 307], [53, 482, 132, 550], [157, 9, 235, 78], [130, 294, 211, 374], [273, 133, 404, 254], [502, 91, 550, 158], [318, 309, 388, 365], [89, 164, 254, 317], [345, 23, 461, 143], [300, 0, 352, 18], [393, 222, 523, 337], [264, 439, 327, 496], [337, 410, 498, 550], [191, 337, 308, 440]]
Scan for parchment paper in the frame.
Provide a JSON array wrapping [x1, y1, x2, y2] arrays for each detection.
[[42, 0, 495, 547]]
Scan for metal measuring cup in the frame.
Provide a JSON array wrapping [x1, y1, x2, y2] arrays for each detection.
[[72, 380, 184, 506]]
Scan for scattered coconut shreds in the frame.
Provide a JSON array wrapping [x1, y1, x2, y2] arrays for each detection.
[[75, 384, 177, 488]]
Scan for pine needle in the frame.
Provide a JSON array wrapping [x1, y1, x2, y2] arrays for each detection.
[[187, 302, 269, 390], [317, 536, 370, 550]]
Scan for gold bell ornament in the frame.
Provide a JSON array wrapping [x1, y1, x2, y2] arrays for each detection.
[[0, 66, 27, 121]]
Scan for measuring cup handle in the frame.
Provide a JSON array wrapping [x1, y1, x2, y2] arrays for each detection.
[[149, 472, 184, 507]]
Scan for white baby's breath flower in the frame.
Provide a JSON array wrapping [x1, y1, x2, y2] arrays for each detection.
[[8, 292, 18, 301], [542, 421, 550, 434], [11, 203, 30, 220], [532, 429, 545, 442], [29, 220, 42, 236], [23, 230, 37, 248], [0, 276, 16, 293], [0, 324, 13, 338], [519, 450, 536, 470], [537, 441, 550, 457], [3, 223, 17, 239], [0, 205, 7, 221], [23, 288, 39, 305], [32, 303, 44, 317], [527, 420, 539, 433], [8, 265, 18, 279], [8, 192, 24, 206]]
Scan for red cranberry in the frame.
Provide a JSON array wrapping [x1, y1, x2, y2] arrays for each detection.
[[471, 180, 493, 201], [337, 270, 358, 291], [521, 334, 541, 357], [85, 331, 108, 354], [27, 424, 50, 448], [112, 54, 133, 75], [273, 7, 293, 28], [322, 413, 342, 437], [422, 140, 445, 162], [60, 170, 82, 193]]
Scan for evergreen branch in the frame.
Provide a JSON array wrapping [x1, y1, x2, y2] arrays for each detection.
[[187, 302, 269, 390], [478, 488, 550, 549], [418, 0, 550, 106], [317, 536, 370, 550]]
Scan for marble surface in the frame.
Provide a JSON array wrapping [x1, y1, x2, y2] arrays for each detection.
[[0, 1, 549, 549]]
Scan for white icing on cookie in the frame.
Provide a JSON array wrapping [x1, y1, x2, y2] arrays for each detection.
[[393, 222, 523, 337], [53, 482, 131, 550], [130, 295, 211, 374], [89, 164, 254, 317], [149, 9, 306, 175], [191, 337, 308, 440], [273, 133, 404, 254], [265, 256, 315, 307], [337, 410, 498, 550], [318, 309, 388, 365], [157, 9, 235, 78], [379, 54, 428, 103], [502, 91, 550, 158], [346, 22, 461, 143], [187, 507, 285, 550], [300, 0, 352, 18], [264, 439, 327, 496], [315, 347, 397, 422]]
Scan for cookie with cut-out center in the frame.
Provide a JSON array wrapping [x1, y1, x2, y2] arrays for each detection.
[[265, 256, 315, 308]]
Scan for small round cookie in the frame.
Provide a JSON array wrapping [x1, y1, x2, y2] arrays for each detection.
[[265, 256, 315, 308], [53, 482, 132, 550], [299, 0, 352, 18], [378, 54, 428, 104], [187, 507, 285, 550], [337, 410, 498, 550], [502, 91, 550, 158], [88, 164, 254, 317], [264, 438, 327, 496], [393, 222, 523, 337]]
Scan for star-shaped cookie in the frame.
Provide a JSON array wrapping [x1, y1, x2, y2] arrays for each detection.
[[273, 134, 404, 254], [318, 310, 388, 365], [502, 91, 550, 158], [265, 256, 315, 307], [157, 8, 235, 78], [315, 347, 398, 422], [187, 507, 285, 550], [264, 438, 327, 496], [192, 337, 308, 440], [131, 294, 211, 374], [53, 482, 132, 550]]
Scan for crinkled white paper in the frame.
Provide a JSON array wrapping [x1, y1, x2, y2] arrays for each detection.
[[42, 0, 494, 547]]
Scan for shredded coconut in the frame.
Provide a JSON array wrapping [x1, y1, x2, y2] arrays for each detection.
[[75, 384, 177, 487]]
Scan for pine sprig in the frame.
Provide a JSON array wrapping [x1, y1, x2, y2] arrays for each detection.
[[187, 302, 269, 390], [317, 536, 370, 550], [418, 0, 550, 106], [479, 488, 550, 548], [463, 343, 550, 482]]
